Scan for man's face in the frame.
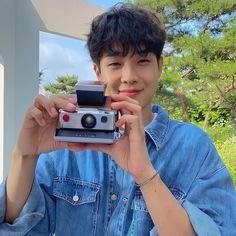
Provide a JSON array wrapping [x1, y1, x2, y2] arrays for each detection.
[[94, 49, 163, 110]]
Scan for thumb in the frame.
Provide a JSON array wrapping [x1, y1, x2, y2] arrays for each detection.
[[103, 96, 112, 109]]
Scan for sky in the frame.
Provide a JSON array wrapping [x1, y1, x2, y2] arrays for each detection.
[[39, 0, 124, 89]]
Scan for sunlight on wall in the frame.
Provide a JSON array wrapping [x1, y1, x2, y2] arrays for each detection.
[[0, 60, 4, 182]]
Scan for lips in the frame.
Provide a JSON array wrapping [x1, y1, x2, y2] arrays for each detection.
[[119, 89, 143, 97]]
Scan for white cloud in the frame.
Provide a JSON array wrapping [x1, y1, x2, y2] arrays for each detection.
[[39, 40, 96, 88]]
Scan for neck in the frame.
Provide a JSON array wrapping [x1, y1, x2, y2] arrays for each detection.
[[142, 105, 154, 126]]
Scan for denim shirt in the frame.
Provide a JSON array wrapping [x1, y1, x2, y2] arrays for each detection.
[[0, 105, 236, 236]]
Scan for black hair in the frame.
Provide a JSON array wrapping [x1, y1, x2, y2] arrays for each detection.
[[86, 3, 166, 66]]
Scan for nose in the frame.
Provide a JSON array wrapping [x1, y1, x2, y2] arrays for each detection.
[[121, 64, 138, 84]]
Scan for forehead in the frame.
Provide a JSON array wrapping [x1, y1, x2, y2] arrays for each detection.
[[103, 42, 149, 58]]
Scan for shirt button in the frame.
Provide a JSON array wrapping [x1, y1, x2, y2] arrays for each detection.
[[111, 194, 118, 201], [122, 197, 128, 203], [73, 194, 79, 202]]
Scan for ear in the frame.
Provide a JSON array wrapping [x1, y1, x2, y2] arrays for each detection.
[[93, 63, 102, 80], [156, 56, 163, 83], [158, 56, 163, 72]]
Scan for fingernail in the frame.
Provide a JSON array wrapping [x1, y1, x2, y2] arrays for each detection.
[[67, 103, 76, 110], [40, 119, 46, 126], [50, 107, 58, 116], [68, 97, 77, 103]]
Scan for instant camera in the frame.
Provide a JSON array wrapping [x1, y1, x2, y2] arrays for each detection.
[[54, 81, 121, 144]]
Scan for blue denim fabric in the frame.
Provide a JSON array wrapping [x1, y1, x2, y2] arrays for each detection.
[[0, 105, 236, 236]]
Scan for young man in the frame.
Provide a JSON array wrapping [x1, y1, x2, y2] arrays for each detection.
[[0, 3, 236, 236]]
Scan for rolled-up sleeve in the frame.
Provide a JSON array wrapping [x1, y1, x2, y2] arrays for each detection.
[[0, 153, 56, 236], [182, 166, 236, 236], [150, 132, 236, 236], [178, 132, 236, 236], [0, 179, 45, 235], [182, 200, 221, 235], [0, 178, 7, 224], [149, 166, 236, 236]]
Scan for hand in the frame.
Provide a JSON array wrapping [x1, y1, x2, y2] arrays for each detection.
[[69, 94, 156, 182], [14, 94, 87, 157]]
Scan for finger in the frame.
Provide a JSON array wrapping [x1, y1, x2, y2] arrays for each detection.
[[56, 94, 77, 104], [116, 114, 145, 141], [111, 94, 139, 105], [51, 95, 77, 112], [26, 106, 46, 126], [116, 114, 141, 129], [110, 94, 141, 117], [34, 94, 76, 117], [111, 100, 142, 116], [34, 95, 58, 117], [103, 96, 112, 109]]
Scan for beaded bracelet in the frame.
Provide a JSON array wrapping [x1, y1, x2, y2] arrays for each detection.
[[136, 172, 158, 188]]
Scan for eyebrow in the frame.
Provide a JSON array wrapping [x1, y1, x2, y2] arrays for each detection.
[[104, 50, 150, 58], [104, 50, 122, 57]]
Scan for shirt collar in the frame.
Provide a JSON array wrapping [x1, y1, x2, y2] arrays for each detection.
[[144, 105, 170, 150]]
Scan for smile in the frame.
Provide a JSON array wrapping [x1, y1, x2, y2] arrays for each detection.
[[119, 89, 143, 97]]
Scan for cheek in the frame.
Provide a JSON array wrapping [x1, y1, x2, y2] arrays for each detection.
[[106, 80, 120, 95], [143, 76, 159, 99], [144, 73, 159, 87], [146, 67, 161, 87], [101, 73, 120, 95]]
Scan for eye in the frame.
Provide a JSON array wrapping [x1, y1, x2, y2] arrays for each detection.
[[138, 59, 150, 64], [108, 62, 121, 68]]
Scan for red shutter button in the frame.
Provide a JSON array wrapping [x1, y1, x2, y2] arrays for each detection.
[[63, 114, 70, 122]]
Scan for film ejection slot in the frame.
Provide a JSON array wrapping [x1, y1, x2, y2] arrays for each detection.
[[55, 81, 121, 144]]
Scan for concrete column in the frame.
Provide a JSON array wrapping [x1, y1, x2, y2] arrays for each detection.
[[0, 0, 45, 180], [0, 0, 16, 182], [0, 57, 4, 182]]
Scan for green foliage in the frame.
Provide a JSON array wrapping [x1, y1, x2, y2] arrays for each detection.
[[44, 75, 78, 95], [215, 136, 236, 186], [200, 121, 235, 141], [188, 105, 231, 125], [153, 88, 185, 120], [205, 124, 236, 185], [135, 0, 236, 185], [134, 0, 236, 128]]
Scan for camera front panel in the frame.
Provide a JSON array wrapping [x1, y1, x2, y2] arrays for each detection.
[[55, 128, 119, 144], [59, 108, 117, 131]]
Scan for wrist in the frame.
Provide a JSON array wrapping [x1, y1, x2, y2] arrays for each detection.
[[12, 147, 39, 162], [136, 172, 159, 188], [134, 165, 157, 185]]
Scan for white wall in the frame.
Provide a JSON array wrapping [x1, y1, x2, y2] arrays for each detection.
[[0, 57, 4, 182], [0, 0, 46, 180], [14, 1, 45, 135], [0, 0, 16, 182], [0, 0, 104, 180]]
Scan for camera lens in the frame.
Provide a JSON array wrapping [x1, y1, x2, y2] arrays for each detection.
[[101, 116, 108, 123], [81, 114, 96, 128]]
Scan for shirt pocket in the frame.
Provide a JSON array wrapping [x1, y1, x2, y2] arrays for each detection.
[[129, 187, 186, 235], [129, 188, 154, 235], [53, 176, 100, 235]]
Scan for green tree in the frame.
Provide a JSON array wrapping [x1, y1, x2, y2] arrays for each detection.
[[39, 69, 46, 87], [133, 0, 236, 127], [44, 75, 78, 95]]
